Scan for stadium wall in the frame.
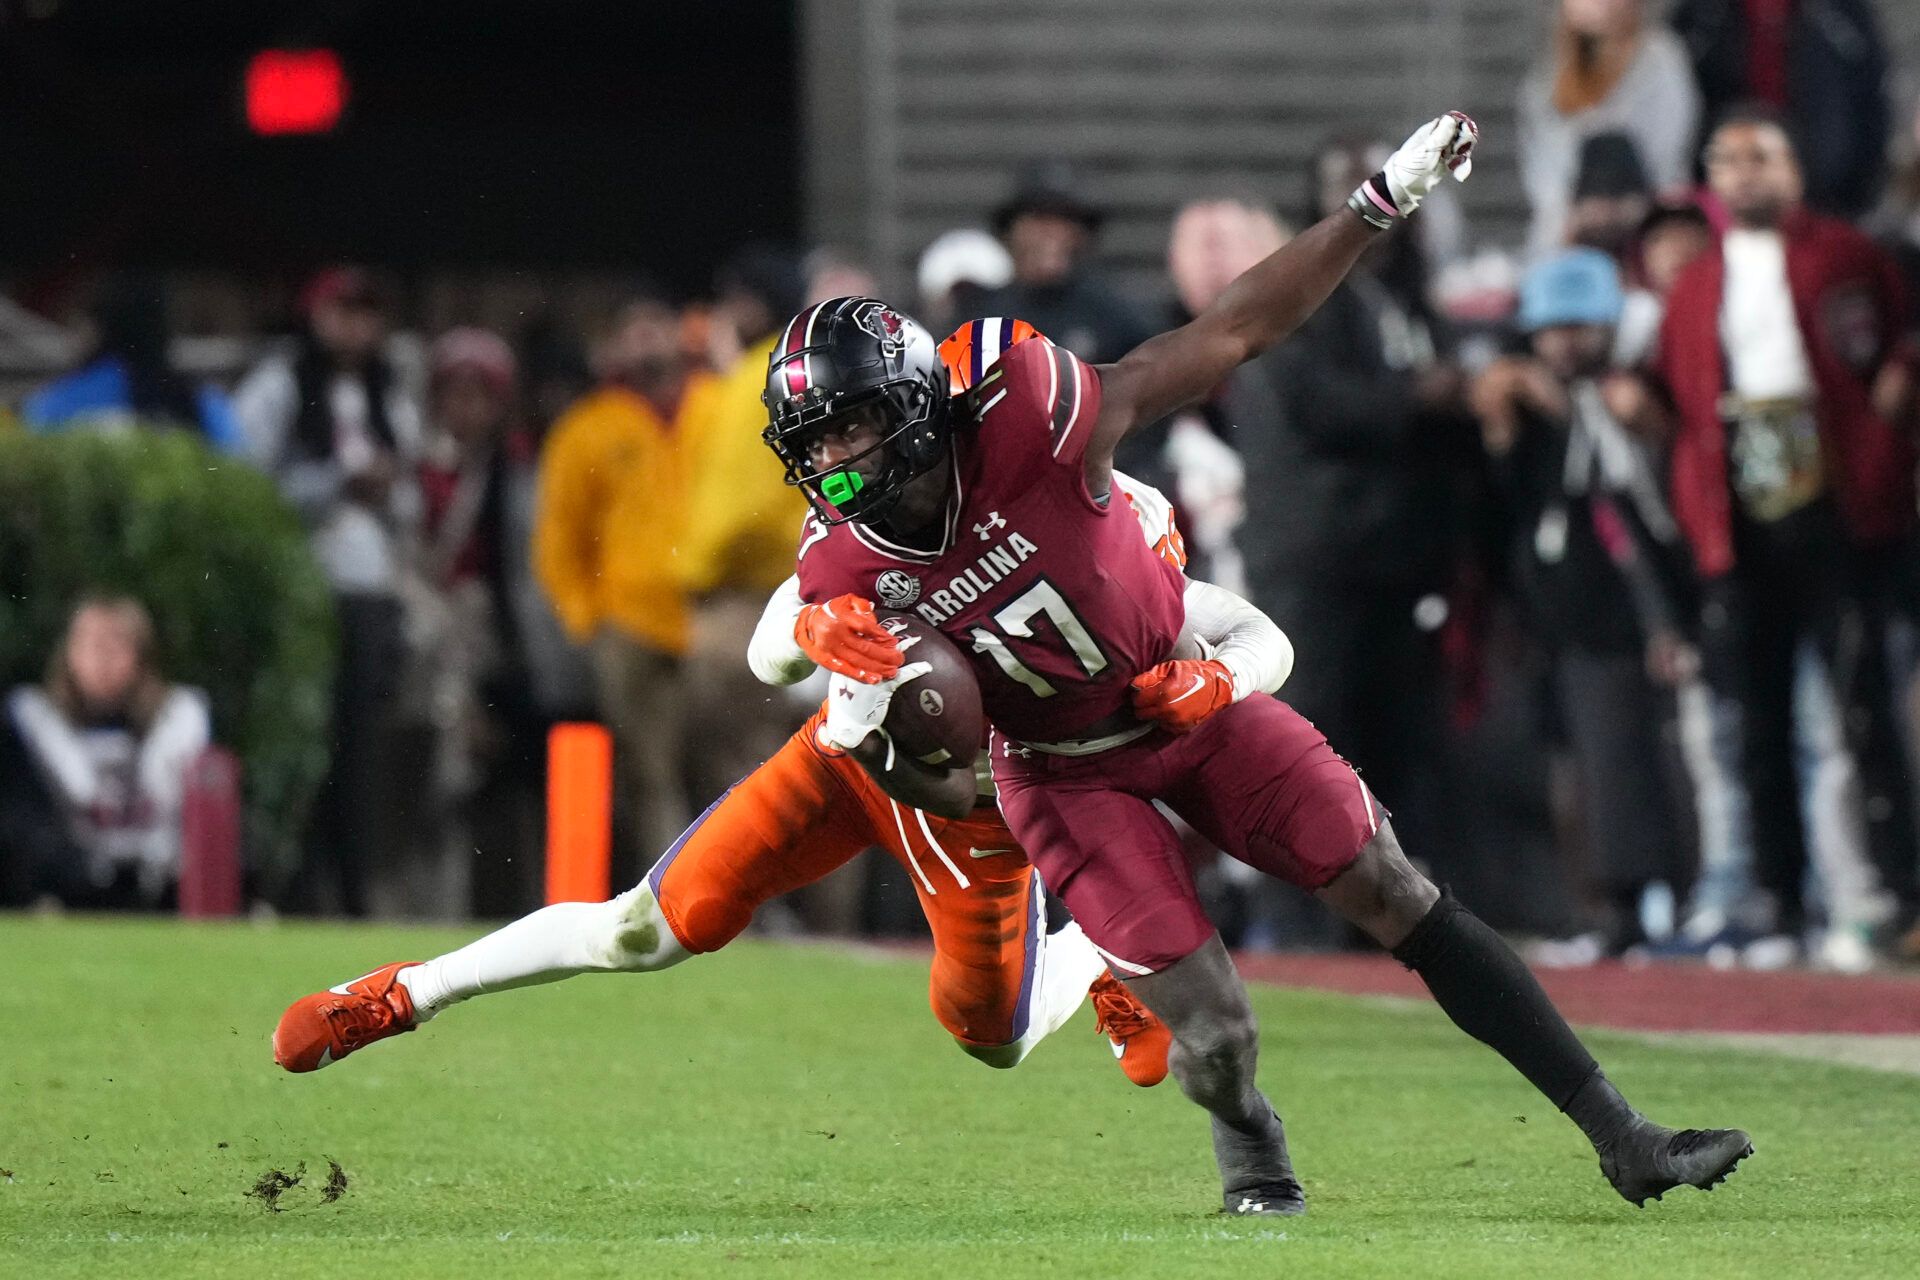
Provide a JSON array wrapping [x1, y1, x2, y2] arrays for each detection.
[[804, 0, 1920, 298]]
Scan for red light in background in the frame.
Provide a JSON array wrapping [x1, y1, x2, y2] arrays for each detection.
[[246, 49, 348, 136]]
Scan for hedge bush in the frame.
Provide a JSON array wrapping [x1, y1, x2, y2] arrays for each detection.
[[0, 425, 337, 890]]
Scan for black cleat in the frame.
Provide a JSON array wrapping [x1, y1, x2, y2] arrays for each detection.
[[1214, 1108, 1305, 1217], [1601, 1125, 1754, 1207], [1221, 1179, 1307, 1217]]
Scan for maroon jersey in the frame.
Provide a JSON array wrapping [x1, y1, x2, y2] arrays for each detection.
[[795, 338, 1186, 741]]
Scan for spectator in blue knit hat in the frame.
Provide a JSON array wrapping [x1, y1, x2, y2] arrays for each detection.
[[1470, 248, 1698, 961], [1515, 246, 1627, 334]]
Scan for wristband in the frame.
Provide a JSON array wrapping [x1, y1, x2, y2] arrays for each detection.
[[1347, 173, 1400, 231]]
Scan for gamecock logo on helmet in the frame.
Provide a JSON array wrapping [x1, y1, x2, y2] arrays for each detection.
[[875, 569, 921, 608], [855, 303, 908, 353]]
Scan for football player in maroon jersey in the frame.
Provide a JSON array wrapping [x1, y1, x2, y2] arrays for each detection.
[[764, 113, 1751, 1215]]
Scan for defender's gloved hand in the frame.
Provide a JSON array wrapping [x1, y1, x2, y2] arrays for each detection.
[[1130, 659, 1236, 735], [795, 594, 902, 683], [1349, 111, 1478, 229]]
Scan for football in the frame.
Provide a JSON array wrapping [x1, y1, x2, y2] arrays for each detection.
[[875, 610, 985, 768]]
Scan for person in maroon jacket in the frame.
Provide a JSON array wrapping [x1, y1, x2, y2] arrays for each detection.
[[1657, 105, 1914, 959]]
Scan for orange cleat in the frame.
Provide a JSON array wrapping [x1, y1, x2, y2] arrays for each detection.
[[1090, 972, 1171, 1087], [273, 961, 421, 1073]]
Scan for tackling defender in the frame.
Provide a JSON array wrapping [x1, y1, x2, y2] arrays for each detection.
[[763, 113, 1752, 1215], [273, 328, 1291, 1089]]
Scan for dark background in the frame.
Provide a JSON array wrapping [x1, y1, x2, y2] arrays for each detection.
[[0, 0, 799, 300]]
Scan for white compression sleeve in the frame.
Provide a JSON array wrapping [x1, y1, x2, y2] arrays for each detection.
[[747, 574, 816, 687], [1182, 578, 1293, 698]]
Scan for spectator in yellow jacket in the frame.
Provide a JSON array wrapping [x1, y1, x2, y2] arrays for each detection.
[[677, 249, 810, 599], [675, 248, 812, 804], [533, 295, 713, 862]]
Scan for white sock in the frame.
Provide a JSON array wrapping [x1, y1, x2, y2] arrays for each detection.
[[396, 884, 687, 1020], [1029, 920, 1109, 1042], [959, 907, 1109, 1068]]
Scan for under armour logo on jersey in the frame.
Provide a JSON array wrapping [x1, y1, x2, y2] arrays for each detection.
[[973, 511, 1007, 541], [1003, 741, 1032, 759]]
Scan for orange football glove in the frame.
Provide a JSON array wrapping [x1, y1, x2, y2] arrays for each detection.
[[1129, 659, 1235, 734], [795, 594, 903, 683]]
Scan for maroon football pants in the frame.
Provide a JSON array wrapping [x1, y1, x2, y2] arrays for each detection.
[[992, 695, 1382, 974]]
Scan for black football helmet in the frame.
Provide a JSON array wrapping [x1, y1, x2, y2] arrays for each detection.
[[761, 296, 951, 524]]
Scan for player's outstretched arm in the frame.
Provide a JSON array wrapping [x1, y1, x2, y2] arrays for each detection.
[[1084, 112, 1476, 489]]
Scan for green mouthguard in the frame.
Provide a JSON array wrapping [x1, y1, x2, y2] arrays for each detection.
[[820, 470, 865, 506]]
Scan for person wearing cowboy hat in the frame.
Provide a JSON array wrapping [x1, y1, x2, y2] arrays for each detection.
[[972, 160, 1153, 367]]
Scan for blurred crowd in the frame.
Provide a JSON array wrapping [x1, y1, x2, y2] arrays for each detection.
[[7, 0, 1920, 973]]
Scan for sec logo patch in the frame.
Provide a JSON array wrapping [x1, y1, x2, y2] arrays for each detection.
[[876, 569, 921, 609]]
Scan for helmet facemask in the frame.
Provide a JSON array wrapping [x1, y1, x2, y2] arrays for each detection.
[[761, 297, 953, 526], [764, 364, 949, 525]]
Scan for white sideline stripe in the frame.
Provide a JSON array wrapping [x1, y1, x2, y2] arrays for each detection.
[[1633, 1030, 1920, 1077]]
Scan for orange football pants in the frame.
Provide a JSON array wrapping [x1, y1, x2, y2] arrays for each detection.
[[646, 708, 1044, 1048]]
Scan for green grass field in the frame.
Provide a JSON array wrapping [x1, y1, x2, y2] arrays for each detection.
[[2, 916, 1916, 1278]]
